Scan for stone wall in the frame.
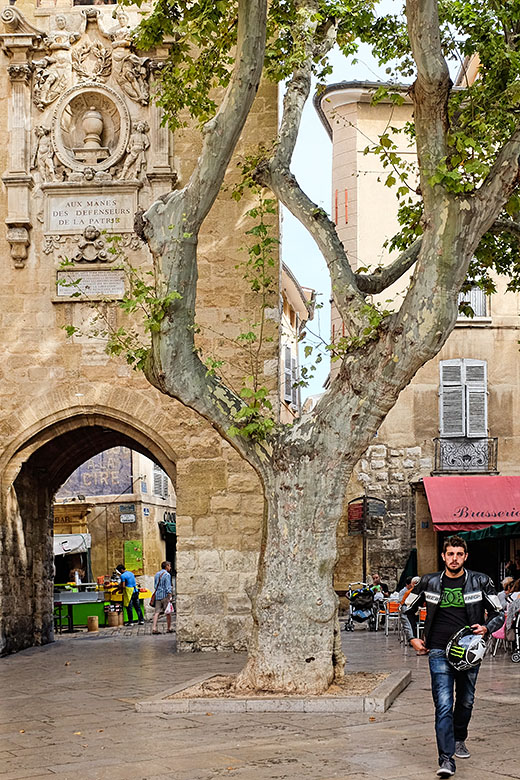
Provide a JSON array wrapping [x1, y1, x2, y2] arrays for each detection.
[[336, 443, 433, 591], [0, 4, 278, 654]]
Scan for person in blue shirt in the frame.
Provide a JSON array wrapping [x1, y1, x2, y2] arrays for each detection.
[[152, 561, 173, 634], [116, 564, 144, 626]]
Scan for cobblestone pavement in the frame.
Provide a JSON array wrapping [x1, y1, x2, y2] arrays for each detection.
[[1, 622, 519, 780]]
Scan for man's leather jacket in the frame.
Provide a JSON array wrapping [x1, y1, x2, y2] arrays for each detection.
[[400, 568, 504, 647]]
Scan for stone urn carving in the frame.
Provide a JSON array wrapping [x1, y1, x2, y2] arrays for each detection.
[[82, 106, 104, 150]]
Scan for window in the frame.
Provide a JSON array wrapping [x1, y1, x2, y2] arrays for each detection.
[[457, 286, 487, 318], [439, 359, 487, 438], [283, 345, 293, 403], [153, 464, 169, 499]]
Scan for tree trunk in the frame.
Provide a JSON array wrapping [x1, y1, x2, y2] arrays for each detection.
[[235, 453, 348, 694]]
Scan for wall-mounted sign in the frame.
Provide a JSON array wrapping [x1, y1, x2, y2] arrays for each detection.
[[48, 193, 135, 233], [124, 540, 143, 574], [120, 503, 136, 523], [57, 269, 125, 298]]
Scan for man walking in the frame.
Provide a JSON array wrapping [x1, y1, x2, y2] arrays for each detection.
[[401, 535, 504, 778], [152, 560, 174, 635]]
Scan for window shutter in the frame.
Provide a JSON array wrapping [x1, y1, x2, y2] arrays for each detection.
[[464, 359, 487, 386], [440, 359, 463, 385], [464, 359, 487, 437], [439, 358, 487, 438], [283, 346, 292, 402], [291, 357, 298, 406], [153, 464, 168, 498], [466, 386, 488, 437], [440, 386, 465, 437]]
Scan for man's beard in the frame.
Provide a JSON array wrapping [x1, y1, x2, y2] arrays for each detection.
[[447, 563, 464, 575]]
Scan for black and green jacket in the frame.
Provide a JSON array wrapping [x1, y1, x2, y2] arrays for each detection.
[[400, 569, 504, 648]]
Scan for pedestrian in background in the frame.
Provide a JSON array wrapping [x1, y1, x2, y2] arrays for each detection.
[[152, 561, 174, 635], [116, 563, 145, 626]]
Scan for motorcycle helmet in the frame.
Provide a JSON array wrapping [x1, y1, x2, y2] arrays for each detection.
[[446, 626, 488, 671]]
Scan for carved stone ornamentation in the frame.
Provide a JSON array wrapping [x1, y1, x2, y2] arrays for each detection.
[[0, 7, 43, 38], [45, 15, 80, 51], [6, 225, 31, 268], [72, 41, 112, 82], [7, 63, 32, 82], [31, 126, 57, 183], [72, 226, 110, 264], [119, 233, 143, 251], [33, 52, 72, 110], [52, 85, 131, 175], [120, 121, 150, 181], [113, 51, 150, 105], [43, 234, 70, 256]]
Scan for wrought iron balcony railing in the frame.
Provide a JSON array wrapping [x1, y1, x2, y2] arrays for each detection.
[[433, 437, 498, 474]]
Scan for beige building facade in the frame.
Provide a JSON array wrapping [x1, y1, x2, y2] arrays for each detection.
[[317, 83, 520, 590], [0, 2, 279, 654]]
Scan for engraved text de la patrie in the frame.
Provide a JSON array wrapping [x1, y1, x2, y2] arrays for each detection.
[[49, 196, 133, 232]]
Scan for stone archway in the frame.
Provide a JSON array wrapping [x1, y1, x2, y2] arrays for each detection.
[[0, 410, 177, 655]]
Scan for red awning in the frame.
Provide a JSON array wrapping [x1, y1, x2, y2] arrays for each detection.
[[423, 476, 520, 532]]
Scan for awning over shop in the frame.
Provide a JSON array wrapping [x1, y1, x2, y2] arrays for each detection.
[[457, 522, 520, 542], [423, 475, 520, 532], [53, 533, 91, 556]]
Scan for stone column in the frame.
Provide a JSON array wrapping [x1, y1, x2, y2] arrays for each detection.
[[1, 8, 43, 267]]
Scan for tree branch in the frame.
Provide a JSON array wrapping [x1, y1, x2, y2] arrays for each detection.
[[471, 126, 520, 235], [355, 239, 422, 294], [489, 217, 520, 239], [140, 0, 272, 472], [406, 0, 451, 201], [187, 0, 267, 227]]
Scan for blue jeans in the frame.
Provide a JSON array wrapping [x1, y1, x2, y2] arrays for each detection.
[[126, 591, 144, 623], [429, 649, 479, 765]]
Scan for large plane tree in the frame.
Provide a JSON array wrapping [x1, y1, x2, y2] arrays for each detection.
[[124, 0, 520, 693]]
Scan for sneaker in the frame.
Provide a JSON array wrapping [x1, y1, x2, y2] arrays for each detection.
[[454, 741, 470, 759], [138, 621, 145, 625], [436, 759, 456, 777]]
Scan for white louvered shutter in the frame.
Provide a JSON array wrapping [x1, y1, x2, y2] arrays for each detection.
[[283, 346, 292, 402], [439, 359, 465, 437], [464, 359, 487, 437], [291, 357, 298, 406]]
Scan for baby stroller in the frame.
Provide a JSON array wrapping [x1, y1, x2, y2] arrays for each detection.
[[344, 582, 376, 631]]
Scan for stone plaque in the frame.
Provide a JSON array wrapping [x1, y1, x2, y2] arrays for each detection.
[[48, 193, 135, 233], [57, 269, 125, 298]]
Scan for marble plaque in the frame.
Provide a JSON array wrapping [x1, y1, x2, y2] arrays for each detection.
[[48, 193, 135, 233], [57, 269, 125, 298]]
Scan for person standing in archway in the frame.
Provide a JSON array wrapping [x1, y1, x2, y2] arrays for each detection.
[[116, 563, 145, 626]]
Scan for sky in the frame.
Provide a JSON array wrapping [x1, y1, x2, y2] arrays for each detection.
[[282, 6, 405, 399]]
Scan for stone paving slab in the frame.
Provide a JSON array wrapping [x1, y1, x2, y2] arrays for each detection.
[[136, 669, 411, 713], [0, 628, 519, 779]]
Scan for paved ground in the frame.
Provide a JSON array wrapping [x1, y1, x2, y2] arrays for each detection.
[[1, 621, 519, 780]]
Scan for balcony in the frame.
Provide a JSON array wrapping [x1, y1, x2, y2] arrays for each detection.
[[433, 437, 498, 474]]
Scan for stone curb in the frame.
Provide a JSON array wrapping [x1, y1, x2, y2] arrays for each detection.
[[135, 669, 411, 714]]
